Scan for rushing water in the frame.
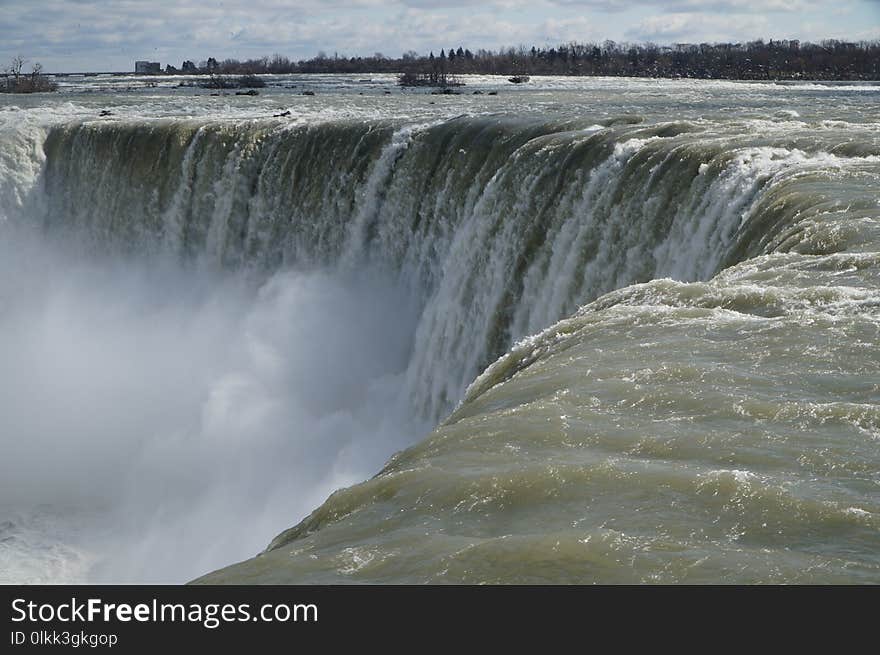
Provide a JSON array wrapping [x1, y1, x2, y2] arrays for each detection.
[[1, 74, 878, 584]]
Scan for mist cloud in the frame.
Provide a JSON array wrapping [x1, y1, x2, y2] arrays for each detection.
[[0, 229, 425, 582]]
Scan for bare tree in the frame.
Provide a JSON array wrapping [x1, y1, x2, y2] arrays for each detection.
[[2, 57, 57, 93], [30, 62, 43, 86], [10, 56, 24, 81]]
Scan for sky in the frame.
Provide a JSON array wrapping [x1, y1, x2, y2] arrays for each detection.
[[1, 0, 879, 73]]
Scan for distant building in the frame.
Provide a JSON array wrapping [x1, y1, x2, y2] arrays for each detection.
[[135, 61, 161, 74]]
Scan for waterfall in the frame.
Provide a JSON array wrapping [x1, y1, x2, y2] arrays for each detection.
[[29, 116, 864, 419]]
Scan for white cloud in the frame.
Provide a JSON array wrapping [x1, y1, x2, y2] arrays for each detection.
[[0, 0, 873, 72], [627, 12, 771, 43], [551, 0, 825, 10]]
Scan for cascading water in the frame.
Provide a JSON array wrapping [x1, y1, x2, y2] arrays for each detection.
[[36, 116, 859, 419], [2, 79, 879, 583]]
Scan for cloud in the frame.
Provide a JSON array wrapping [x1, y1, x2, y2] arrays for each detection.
[[627, 12, 771, 43], [550, 0, 823, 10], [0, 0, 873, 72]]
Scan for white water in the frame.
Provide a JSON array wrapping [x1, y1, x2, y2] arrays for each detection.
[[0, 229, 425, 582]]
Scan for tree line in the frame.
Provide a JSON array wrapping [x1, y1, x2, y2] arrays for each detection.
[[171, 39, 880, 81]]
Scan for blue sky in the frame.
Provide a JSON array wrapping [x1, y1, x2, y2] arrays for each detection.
[[2, 0, 879, 73]]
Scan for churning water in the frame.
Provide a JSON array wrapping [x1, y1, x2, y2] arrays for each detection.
[[1, 74, 878, 583]]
